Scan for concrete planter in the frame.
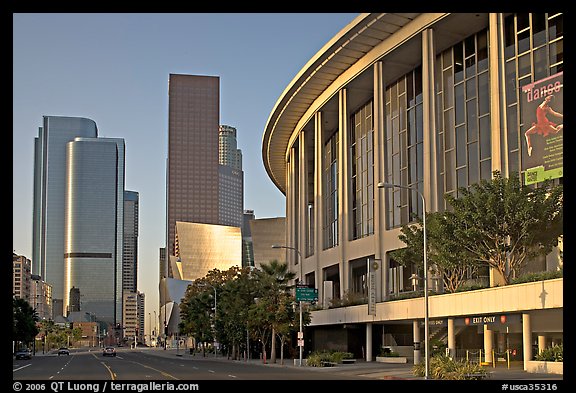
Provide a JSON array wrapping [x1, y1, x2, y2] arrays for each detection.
[[294, 358, 308, 366], [526, 361, 563, 375], [376, 356, 408, 364]]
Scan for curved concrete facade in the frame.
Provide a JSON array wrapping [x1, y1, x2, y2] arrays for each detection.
[[262, 13, 563, 369]]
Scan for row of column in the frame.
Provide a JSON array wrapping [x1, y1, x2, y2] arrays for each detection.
[[286, 15, 511, 310], [363, 313, 546, 371]]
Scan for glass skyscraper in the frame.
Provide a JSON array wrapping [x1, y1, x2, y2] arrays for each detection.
[[32, 116, 98, 306], [166, 74, 220, 263], [218, 125, 244, 228], [63, 137, 125, 324]]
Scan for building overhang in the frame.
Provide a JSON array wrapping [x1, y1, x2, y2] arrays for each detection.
[[262, 13, 421, 195], [262, 12, 492, 195]]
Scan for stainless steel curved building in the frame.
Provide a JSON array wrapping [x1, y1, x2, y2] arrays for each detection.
[[262, 13, 563, 373]]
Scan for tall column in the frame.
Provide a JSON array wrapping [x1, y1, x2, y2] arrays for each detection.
[[422, 28, 438, 211], [366, 323, 373, 362], [447, 318, 455, 359], [413, 320, 421, 365], [489, 13, 505, 174], [483, 324, 493, 364], [298, 130, 307, 281], [338, 88, 349, 297], [287, 147, 297, 273], [373, 61, 388, 301], [522, 313, 532, 371], [538, 335, 547, 354], [314, 112, 324, 302]]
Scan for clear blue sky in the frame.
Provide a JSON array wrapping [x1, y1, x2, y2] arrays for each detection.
[[12, 13, 358, 329]]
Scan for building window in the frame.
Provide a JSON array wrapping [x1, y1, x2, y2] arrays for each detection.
[[349, 100, 374, 240], [304, 129, 315, 257], [323, 130, 339, 249], [323, 264, 340, 301], [384, 68, 424, 228], [349, 258, 368, 298], [436, 28, 491, 208]]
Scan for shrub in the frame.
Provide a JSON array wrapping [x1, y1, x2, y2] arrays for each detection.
[[535, 344, 563, 362], [413, 355, 488, 380], [329, 291, 367, 308], [379, 347, 400, 357], [306, 350, 354, 366], [510, 270, 562, 285]]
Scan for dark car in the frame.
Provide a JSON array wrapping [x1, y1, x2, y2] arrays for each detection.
[[103, 346, 116, 357], [58, 347, 70, 356], [15, 348, 32, 360]]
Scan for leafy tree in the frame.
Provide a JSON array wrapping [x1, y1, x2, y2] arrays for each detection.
[[445, 171, 562, 284], [216, 267, 259, 360], [13, 298, 39, 349], [392, 211, 482, 293], [391, 171, 562, 288], [179, 261, 312, 364], [179, 280, 216, 356]]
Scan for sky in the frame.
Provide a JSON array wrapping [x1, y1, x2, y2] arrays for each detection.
[[12, 12, 359, 335]]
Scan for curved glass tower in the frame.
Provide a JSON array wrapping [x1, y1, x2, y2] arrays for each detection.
[[63, 137, 125, 324], [32, 116, 98, 308]]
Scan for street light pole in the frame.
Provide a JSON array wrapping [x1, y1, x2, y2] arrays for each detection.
[[153, 310, 157, 347], [163, 276, 167, 350], [272, 244, 303, 367], [377, 182, 429, 380]]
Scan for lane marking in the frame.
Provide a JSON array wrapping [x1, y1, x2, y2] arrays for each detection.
[[130, 361, 179, 380], [13, 364, 32, 372], [228, 375, 237, 378], [92, 352, 116, 380], [100, 362, 116, 380], [208, 370, 215, 373]]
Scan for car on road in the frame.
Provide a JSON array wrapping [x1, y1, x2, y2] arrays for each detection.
[[58, 347, 70, 356], [103, 346, 116, 357], [15, 348, 32, 360]]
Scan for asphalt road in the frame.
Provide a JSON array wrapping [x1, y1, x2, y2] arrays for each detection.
[[12, 349, 373, 381]]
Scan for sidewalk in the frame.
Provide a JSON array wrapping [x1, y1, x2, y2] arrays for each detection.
[[141, 348, 563, 380]]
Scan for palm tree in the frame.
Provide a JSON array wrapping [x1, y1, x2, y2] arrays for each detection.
[[258, 260, 295, 363]]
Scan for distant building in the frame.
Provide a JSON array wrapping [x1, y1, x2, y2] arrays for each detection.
[[249, 217, 286, 269], [123, 191, 139, 294], [68, 286, 80, 314], [63, 137, 125, 324], [52, 299, 64, 320], [159, 277, 192, 338], [218, 125, 244, 228], [30, 275, 52, 320], [166, 74, 220, 260], [137, 292, 145, 344], [33, 116, 98, 301], [122, 292, 139, 342], [72, 321, 99, 347], [242, 210, 255, 267], [13, 253, 31, 301], [172, 221, 242, 281]]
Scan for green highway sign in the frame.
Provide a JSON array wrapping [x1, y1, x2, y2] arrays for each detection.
[[296, 286, 318, 302]]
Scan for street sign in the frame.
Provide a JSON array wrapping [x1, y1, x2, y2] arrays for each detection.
[[297, 339, 304, 347], [297, 331, 303, 339], [296, 286, 318, 302]]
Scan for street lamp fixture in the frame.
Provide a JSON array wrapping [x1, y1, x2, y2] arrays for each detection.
[[272, 244, 303, 367], [377, 181, 429, 380]]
